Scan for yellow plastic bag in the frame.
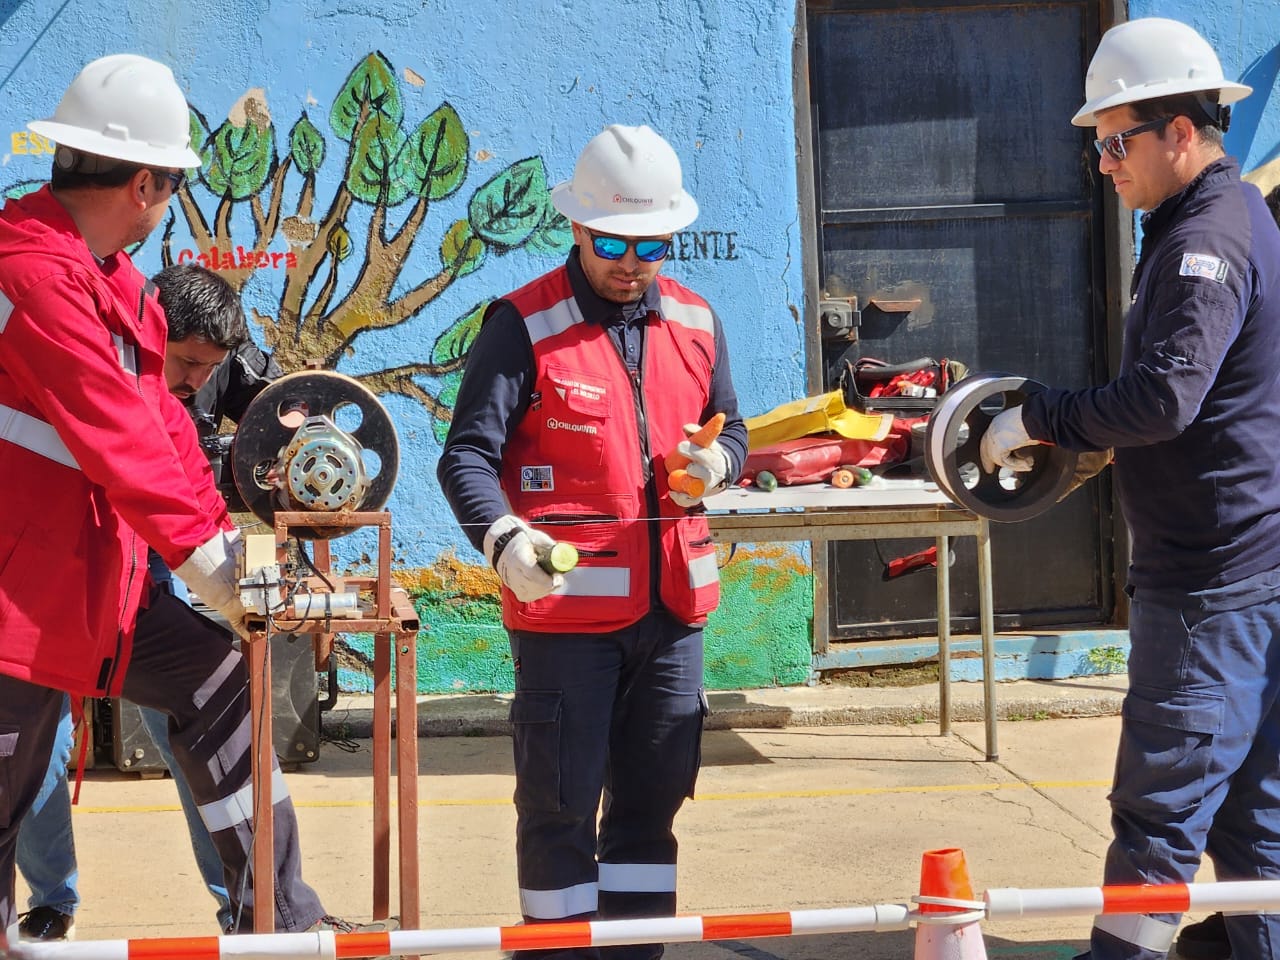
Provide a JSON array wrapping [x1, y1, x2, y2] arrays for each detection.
[[745, 389, 893, 450]]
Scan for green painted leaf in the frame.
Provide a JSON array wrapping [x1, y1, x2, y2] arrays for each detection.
[[3, 180, 44, 200], [403, 102, 468, 201], [430, 302, 488, 365], [330, 52, 402, 142], [432, 370, 464, 444], [189, 107, 213, 184], [467, 157, 550, 250], [204, 118, 276, 201], [345, 114, 409, 206], [440, 219, 486, 278], [289, 113, 326, 176], [524, 206, 574, 256]]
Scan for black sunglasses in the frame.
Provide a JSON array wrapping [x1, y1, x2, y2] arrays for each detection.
[[1093, 117, 1172, 162], [584, 228, 672, 263], [152, 169, 187, 193]]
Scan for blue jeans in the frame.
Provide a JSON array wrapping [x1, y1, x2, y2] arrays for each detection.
[[139, 705, 233, 932], [15, 695, 78, 917]]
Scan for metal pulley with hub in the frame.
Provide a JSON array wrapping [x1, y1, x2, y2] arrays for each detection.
[[231, 370, 400, 540], [924, 373, 1078, 523]]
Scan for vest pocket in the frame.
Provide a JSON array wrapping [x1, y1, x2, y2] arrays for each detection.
[[662, 520, 721, 625]]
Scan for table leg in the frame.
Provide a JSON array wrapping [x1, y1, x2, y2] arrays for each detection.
[[373, 631, 392, 919], [249, 632, 275, 933], [976, 518, 999, 761], [396, 632, 421, 938], [935, 534, 951, 736]]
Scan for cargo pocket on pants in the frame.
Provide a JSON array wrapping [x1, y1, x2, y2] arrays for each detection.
[[683, 689, 711, 800], [509, 690, 564, 813], [0, 727, 19, 829]]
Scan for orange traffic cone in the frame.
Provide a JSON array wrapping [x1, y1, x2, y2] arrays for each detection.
[[914, 848, 988, 960]]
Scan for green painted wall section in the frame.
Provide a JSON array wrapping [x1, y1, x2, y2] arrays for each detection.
[[335, 546, 813, 694]]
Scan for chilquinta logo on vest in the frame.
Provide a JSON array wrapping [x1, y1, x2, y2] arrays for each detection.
[[546, 418, 599, 435]]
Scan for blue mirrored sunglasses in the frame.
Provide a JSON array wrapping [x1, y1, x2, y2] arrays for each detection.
[[586, 229, 672, 263], [152, 168, 187, 193], [1093, 117, 1171, 162]]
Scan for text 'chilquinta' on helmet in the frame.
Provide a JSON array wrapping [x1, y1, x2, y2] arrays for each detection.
[[1072, 17, 1252, 127], [28, 54, 202, 169], [551, 124, 699, 236]]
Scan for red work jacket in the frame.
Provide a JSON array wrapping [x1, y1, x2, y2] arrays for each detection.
[[499, 267, 720, 632], [0, 186, 229, 696]]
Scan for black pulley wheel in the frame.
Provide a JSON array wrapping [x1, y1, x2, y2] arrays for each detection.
[[231, 370, 400, 539], [925, 373, 1078, 523]]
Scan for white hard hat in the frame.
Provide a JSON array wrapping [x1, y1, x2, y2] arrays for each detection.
[[28, 54, 202, 168], [551, 124, 698, 235], [1072, 18, 1252, 126]]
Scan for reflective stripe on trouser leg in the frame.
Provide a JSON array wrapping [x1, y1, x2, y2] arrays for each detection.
[[1092, 915, 1178, 953], [121, 588, 324, 932]]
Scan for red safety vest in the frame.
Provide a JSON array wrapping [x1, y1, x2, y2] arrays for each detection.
[[498, 266, 721, 632]]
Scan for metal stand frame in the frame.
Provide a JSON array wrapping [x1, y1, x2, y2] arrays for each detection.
[[246, 510, 420, 933], [706, 487, 998, 760]]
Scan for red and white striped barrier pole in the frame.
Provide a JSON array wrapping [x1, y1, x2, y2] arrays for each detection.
[[10, 880, 1280, 960], [4, 906, 913, 960], [985, 880, 1280, 920]]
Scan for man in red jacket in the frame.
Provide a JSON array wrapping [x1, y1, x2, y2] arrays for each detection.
[[0, 54, 384, 940]]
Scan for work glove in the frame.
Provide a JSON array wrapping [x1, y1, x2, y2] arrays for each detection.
[[484, 515, 563, 603], [979, 406, 1042, 474], [1057, 449, 1114, 503], [669, 424, 731, 509], [175, 528, 251, 639]]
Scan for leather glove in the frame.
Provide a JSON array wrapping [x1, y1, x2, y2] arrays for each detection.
[[175, 528, 251, 639], [980, 406, 1042, 474], [1057, 448, 1113, 502], [484, 515, 563, 603], [670, 425, 731, 508]]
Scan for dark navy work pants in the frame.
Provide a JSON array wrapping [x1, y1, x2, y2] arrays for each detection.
[[507, 610, 707, 960], [1088, 569, 1280, 960]]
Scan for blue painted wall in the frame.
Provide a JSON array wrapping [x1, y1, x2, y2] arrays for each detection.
[[3, 1, 1279, 692]]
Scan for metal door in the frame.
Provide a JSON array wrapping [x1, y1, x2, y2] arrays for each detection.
[[805, 0, 1114, 640]]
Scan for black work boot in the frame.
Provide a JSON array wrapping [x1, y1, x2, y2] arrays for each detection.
[[1177, 913, 1231, 960]]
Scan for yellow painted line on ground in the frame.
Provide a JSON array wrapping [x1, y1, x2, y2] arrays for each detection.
[[71, 778, 1109, 815]]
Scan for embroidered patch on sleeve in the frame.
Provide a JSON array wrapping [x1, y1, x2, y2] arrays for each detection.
[[1179, 253, 1229, 283], [520, 465, 554, 492]]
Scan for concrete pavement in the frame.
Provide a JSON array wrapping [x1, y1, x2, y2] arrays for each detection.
[[22, 674, 1198, 960]]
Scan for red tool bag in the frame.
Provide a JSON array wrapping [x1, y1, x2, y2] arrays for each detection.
[[841, 356, 968, 417], [740, 427, 911, 486]]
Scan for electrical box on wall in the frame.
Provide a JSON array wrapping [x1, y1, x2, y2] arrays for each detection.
[[820, 296, 860, 340]]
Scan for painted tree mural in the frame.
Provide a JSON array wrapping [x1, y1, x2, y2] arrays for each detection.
[[164, 51, 571, 436]]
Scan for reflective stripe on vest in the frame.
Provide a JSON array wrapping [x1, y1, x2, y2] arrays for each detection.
[[688, 551, 719, 590], [524, 297, 583, 347], [0, 403, 80, 469], [559, 565, 631, 598], [0, 289, 13, 334], [658, 292, 714, 335]]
